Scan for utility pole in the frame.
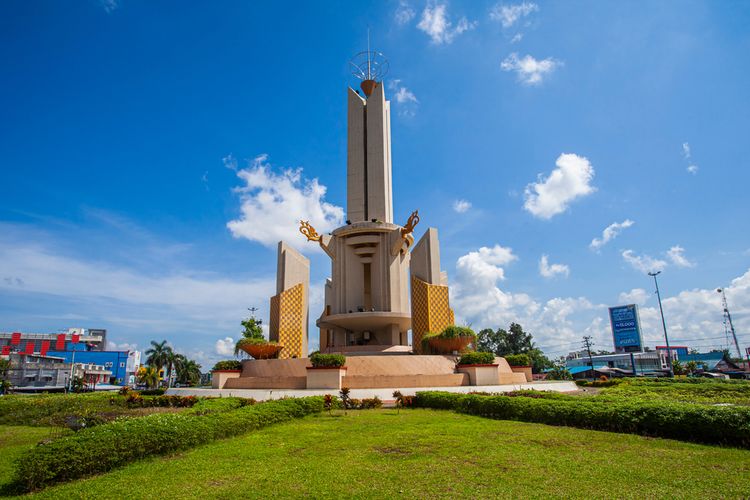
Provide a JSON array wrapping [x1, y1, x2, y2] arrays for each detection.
[[717, 288, 747, 367], [583, 336, 595, 376], [649, 271, 673, 376]]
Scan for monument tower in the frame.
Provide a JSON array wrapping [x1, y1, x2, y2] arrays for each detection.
[[296, 46, 454, 355]]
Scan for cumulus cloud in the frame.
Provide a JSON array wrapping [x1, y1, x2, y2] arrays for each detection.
[[682, 142, 699, 175], [523, 153, 596, 219], [215, 337, 235, 356], [388, 80, 419, 117], [682, 142, 691, 159], [621, 250, 667, 274], [539, 255, 570, 279], [489, 1, 538, 27], [510, 33, 523, 43], [226, 155, 344, 250], [501, 53, 562, 85], [590, 219, 635, 251], [417, 3, 476, 44], [395, 0, 416, 24], [687, 165, 699, 175], [456, 245, 517, 290], [618, 288, 649, 306], [452, 199, 472, 213], [667, 245, 695, 268]]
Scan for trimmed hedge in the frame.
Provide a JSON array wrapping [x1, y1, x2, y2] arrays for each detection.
[[413, 391, 750, 448], [504, 354, 531, 367], [457, 351, 495, 365], [212, 360, 242, 371], [14, 397, 324, 491], [310, 352, 346, 368]]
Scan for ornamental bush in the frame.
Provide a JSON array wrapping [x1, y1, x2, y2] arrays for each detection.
[[310, 352, 346, 368], [457, 351, 495, 365], [212, 360, 243, 371], [504, 354, 531, 367], [435, 325, 476, 339], [412, 391, 750, 448], [14, 396, 324, 492]]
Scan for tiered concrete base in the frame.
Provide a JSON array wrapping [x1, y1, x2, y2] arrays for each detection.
[[220, 355, 526, 390]]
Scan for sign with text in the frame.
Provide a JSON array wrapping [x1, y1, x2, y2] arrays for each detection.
[[609, 304, 644, 353]]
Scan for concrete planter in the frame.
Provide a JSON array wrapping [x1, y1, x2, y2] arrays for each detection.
[[211, 370, 241, 389], [456, 364, 499, 386], [509, 365, 533, 382], [427, 336, 474, 354], [238, 343, 283, 359], [306, 367, 347, 389]]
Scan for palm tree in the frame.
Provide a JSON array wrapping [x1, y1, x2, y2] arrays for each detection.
[[145, 340, 173, 376], [176, 358, 202, 386], [137, 366, 160, 389]]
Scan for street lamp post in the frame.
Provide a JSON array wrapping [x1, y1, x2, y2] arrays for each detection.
[[648, 271, 674, 376]]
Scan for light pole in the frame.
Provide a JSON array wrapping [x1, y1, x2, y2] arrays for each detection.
[[649, 271, 673, 376]]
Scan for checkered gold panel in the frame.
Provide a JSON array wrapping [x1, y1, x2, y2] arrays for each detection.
[[411, 276, 454, 354], [271, 283, 306, 359]]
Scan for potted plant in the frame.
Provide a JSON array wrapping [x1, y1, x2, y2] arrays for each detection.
[[422, 325, 476, 354], [210, 360, 243, 389], [234, 312, 283, 360], [455, 351, 499, 385], [306, 352, 347, 389], [504, 353, 533, 382]]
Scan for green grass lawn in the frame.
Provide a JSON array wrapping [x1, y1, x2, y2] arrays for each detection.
[[4, 409, 749, 499]]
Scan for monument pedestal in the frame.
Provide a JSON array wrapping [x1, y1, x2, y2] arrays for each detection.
[[211, 370, 241, 389], [456, 364, 500, 386], [306, 367, 348, 389]]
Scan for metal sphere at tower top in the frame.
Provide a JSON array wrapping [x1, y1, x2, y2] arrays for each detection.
[[349, 50, 389, 83]]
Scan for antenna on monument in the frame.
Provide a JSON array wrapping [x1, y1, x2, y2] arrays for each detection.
[[349, 29, 389, 97]]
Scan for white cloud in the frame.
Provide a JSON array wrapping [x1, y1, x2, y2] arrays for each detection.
[[539, 255, 570, 279], [489, 1, 539, 28], [687, 165, 699, 175], [417, 3, 476, 44], [394, 87, 418, 104], [223, 154, 237, 171], [456, 245, 517, 290], [523, 153, 596, 219], [452, 199, 472, 213], [501, 53, 562, 85], [618, 288, 649, 306], [395, 0, 416, 25], [215, 337, 235, 357], [621, 250, 667, 274], [108, 341, 138, 352], [682, 142, 691, 159], [226, 154, 344, 250], [510, 33, 523, 43], [100, 0, 118, 13], [667, 245, 695, 268], [590, 219, 635, 251]]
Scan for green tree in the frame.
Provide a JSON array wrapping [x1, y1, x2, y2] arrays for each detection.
[[684, 360, 698, 375], [145, 340, 173, 374], [476, 323, 552, 373], [175, 356, 202, 386], [546, 364, 573, 380], [137, 366, 160, 389], [235, 311, 266, 356], [0, 358, 12, 395]]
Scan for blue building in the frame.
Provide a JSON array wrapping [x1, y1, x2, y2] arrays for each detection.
[[46, 350, 130, 385]]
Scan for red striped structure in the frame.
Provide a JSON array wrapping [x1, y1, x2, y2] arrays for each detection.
[[10, 332, 21, 345], [24, 342, 34, 355], [40, 340, 50, 356], [55, 334, 66, 350]]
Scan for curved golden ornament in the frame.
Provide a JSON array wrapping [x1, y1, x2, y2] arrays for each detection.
[[400, 210, 420, 237], [299, 220, 321, 242]]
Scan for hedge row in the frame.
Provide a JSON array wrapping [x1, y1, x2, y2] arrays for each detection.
[[413, 391, 750, 448], [14, 396, 324, 491]]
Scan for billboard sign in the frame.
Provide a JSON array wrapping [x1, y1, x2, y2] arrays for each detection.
[[609, 304, 644, 353]]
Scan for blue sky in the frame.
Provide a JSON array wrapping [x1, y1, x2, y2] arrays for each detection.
[[1, 0, 749, 367]]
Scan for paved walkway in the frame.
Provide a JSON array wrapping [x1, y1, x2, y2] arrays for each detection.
[[166, 381, 578, 401]]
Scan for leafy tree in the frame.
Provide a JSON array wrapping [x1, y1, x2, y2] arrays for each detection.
[[175, 357, 202, 386], [546, 365, 573, 380], [0, 358, 12, 395], [476, 323, 552, 373], [672, 359, 686, 375], [145, 340, 173, 374], [70, 376, 86, 393], [137, 366, 160, 389], [235, 311, 267, 356]]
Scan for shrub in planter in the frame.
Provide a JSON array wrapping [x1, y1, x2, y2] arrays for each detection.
[[212, 360, 242, 371], [235, 338, 283, 359], [310, 352, 346, 368], [422, 325, 476, 353], [504, 354, 531, 367], [457, 351, 495, 365]]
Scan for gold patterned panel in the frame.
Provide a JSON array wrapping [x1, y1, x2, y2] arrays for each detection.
[[273, 282, 306, 359], [411, 276, 454, 354]]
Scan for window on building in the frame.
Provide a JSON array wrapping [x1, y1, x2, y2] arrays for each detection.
[[119, 362, 125, 368]]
